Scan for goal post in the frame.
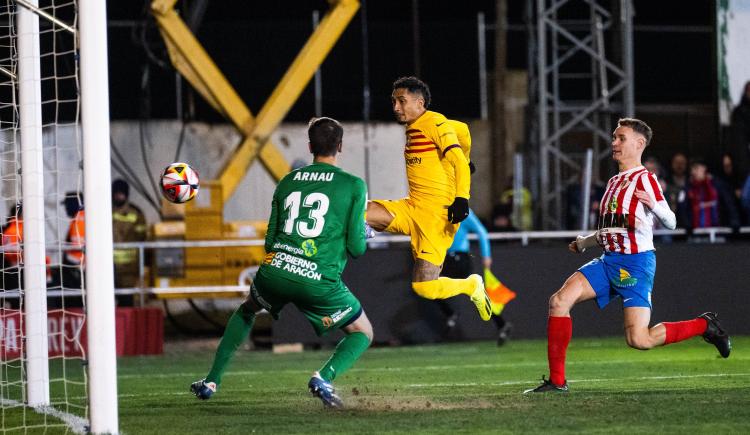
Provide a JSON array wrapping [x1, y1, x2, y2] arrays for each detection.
[[1, 0, 118, 433], [17, 0, 50, 408], [79, 0, 119, 432]]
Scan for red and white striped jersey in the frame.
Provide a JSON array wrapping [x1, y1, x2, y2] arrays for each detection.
[[596, 165, 668, 254]]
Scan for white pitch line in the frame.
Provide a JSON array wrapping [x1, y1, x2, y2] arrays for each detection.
[[111, 372, 750, 399], [406, 372, 750, 388], [0, 399, 88, 434], [118, 354, 749, 380]]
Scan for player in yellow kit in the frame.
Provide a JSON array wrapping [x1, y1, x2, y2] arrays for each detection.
[[366, 76, 492, 321]]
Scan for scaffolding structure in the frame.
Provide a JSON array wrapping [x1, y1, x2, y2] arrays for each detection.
[[529, 0, 634, 230]]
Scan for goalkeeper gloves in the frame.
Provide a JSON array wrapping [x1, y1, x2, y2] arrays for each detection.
[[447, 197, 469, 224], [469, 161, 476, 174]]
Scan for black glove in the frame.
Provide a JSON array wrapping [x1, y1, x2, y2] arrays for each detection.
[[468, 161, 476, 174], [447, 197, 469, 224]]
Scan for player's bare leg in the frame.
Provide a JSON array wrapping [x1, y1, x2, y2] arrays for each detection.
[[623, 307, 665, 349], [630, 309, 731, 357], [310, 312, 374, 408], [525, 272, 596, 393]]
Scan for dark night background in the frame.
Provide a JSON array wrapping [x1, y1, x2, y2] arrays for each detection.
[[106, 0, 717, 124]]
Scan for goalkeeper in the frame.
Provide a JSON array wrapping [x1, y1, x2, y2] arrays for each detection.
[[191, 117, 372, 408], [366, 76, 492, 323]]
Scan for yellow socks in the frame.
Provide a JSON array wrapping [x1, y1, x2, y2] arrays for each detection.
[[411, 277, 475, 300]]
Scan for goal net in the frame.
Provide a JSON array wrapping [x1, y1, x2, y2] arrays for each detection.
[[0, 1, 117, 433]]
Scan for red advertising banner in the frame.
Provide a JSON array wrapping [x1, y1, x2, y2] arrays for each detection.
[[0, 307, 162, 360]]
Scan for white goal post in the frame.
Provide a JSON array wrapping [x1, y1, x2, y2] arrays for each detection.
[[2, 0, 118, 433], [79, 0, 118, 433]]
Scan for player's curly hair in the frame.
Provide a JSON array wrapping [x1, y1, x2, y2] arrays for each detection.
[[393, 76, 431, 108], [618, 118, 653, 146], [308, 117, 343, 157]]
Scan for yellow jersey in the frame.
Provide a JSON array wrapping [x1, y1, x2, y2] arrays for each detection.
[[403, 110, 471, 206]]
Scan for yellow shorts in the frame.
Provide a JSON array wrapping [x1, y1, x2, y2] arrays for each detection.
[[372, 198, 459, 266]]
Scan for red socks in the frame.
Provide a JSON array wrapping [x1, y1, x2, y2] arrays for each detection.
[[547, 316, 572, 386], [663, 317, 707, 344]]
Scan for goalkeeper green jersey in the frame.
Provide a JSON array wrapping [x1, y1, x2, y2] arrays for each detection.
[[261, 162, 368, 285]]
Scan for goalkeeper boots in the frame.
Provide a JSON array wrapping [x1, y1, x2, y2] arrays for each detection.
[[190, 379, 216, 400], [523, 376, 569, 394], [468, 274, 492, 321], [308, 372, 343, 408], [699, 312, 731, 358]]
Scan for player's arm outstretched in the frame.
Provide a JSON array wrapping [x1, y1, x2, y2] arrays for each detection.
[[570, 231, 600, 253], [346, 178, 369, 258]]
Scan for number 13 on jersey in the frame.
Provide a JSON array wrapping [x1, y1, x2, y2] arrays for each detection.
[[283, 191, 330, 238]]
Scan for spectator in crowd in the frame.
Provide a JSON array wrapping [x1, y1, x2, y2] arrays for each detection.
[[499, 178, 533, 231], [491, 203, 517, 232], [62, 191, 85, 292], [742, 175, 750, 223], [714, 153, 744, 229], [1, 204, 23, 299], [729, 81, 750, 176], [644, 155, 664, 178], [665, 152, 688, 211], [565, 182, 606, 230], [112, 179, 148, 306], [677, 159, 720, 229]]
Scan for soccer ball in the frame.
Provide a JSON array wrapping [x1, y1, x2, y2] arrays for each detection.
[[160, 162, 199, 203]]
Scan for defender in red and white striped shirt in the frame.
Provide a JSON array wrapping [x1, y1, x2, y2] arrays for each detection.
[[596, 164, 672, 254], [526, 118, 731, 394]]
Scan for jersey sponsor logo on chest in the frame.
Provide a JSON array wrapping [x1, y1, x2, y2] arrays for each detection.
[[292, 172, 334, 182], [406, 156, 422, 165], [267, 251, 322, 281], [598, 212, 633, 231]]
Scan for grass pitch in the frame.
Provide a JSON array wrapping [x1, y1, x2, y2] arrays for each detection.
[[113, 335, 750, 434]]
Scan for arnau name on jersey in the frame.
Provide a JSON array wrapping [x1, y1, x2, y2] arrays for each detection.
[[293, 171, 334, 182]]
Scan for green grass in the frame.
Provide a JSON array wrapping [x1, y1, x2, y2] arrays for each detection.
[[3, 336, 748, 433], [112, 336, 750, 434]]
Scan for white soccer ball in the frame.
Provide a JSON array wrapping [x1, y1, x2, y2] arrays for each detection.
[[160, 162, 200, 203]]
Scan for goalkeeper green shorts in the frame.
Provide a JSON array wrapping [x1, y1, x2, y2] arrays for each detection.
[[250, 266, 363, 337]]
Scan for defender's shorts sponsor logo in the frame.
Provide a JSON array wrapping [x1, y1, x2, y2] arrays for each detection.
[[321, 307, 353, 328], [301, 239, 317, 257], [268, 251, 322, 281], [612, 268, 638, 287], [292, 171, 334, 182], [406, 156, 422, 165]]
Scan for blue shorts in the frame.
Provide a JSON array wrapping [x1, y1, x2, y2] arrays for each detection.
[[578, 251, 655, 309]]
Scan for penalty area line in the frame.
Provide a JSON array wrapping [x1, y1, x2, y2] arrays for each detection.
[[406, 372, 750, 388]]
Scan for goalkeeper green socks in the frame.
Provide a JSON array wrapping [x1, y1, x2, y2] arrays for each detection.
[[205, 305, 256, 386], [318, 332, 371, 382]]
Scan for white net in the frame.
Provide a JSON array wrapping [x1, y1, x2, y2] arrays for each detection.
[[0, 0, 89, 432]]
